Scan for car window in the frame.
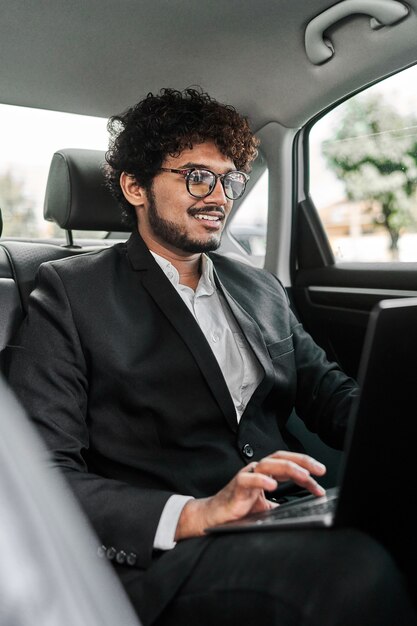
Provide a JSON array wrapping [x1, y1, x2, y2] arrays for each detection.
[[0, 104, 108, 239], [309, 64, 417, 263], [228, 167, 268, 267]]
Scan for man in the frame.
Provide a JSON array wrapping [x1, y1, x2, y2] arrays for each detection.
[[5, 88, 416, 625]]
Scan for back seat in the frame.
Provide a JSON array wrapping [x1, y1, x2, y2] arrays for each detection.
[[0, 148, 130, 350]]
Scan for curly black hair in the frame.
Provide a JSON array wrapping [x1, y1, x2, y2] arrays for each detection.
[[105, 87, 259, 227]]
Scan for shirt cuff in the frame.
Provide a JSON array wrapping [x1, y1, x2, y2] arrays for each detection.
[[153, 494, 194, 551]]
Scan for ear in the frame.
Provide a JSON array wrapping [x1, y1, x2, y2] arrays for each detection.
[[119, 172, 147, 208]]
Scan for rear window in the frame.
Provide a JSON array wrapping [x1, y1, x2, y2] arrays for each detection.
[[0, 104, 108, 239]]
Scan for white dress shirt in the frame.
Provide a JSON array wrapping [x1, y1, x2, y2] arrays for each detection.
[[150, 251, 263, 550]]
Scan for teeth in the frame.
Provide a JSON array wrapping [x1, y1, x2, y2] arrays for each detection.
[[195, 214, 219, 221]]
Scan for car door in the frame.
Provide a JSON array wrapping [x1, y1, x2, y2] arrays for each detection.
[[292, 64, 417, 382], [222, 15, 417, 482]]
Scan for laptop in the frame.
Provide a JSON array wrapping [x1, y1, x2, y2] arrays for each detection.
[[207, 297, 417, 542]]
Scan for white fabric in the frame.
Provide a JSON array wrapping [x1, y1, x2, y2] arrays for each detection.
[[152, 495, 194, 550]]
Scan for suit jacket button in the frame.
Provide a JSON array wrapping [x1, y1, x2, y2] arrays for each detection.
[[106, 547, 117, 560], [242, 443, 254, 458], [127, 553, 137, 566], [116, 550, 127, 564], [97, 544, 107, 558]]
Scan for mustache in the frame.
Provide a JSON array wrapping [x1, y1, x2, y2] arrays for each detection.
[[187, 206, 226, 218]]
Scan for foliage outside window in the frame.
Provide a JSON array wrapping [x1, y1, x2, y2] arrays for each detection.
[[0, 170, 38, 237], [310, 65, 417, 262], [229, 168, 268, 267], [0, 105, 108, 239]]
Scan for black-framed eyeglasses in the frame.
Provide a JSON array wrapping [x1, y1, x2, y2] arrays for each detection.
[[159, 167, 249, 200]]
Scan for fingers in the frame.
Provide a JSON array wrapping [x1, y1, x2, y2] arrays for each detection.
[[204, 465, 278, 529], [237, 463, 277, 491], [251, 452, 326, 497], [265, 450, 327, 475], [206, 452, 326, 531]]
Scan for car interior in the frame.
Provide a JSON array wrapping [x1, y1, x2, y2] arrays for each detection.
[[1, 0, 417, 619], [0, 375, 141, 625]]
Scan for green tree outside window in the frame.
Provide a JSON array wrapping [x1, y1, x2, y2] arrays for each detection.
[[322, 95, 417, 258]]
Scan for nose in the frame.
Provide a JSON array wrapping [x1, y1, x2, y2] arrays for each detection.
[[204, 176, 228, 205]]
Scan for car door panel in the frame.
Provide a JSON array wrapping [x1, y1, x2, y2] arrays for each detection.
[[291, 197, 417, 380]]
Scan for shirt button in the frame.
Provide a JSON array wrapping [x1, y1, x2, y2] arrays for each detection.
[[242, 443, 254, 458], [167, 271, 174, 280], [211, 332, 219, 343]]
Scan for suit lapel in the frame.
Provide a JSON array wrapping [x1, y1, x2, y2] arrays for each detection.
[[126, 232, 238, 432], [212, 265, 275, 405]]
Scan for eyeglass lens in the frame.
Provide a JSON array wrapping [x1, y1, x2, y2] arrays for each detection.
[[187, 169, 247, 200]]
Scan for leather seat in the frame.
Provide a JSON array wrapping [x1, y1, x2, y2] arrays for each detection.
[[0, 148, 129, 350]]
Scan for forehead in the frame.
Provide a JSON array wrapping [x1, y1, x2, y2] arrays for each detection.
[[162, 141, 235, 172]]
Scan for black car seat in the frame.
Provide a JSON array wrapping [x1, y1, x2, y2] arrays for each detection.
[[0, 149, 129, 351]]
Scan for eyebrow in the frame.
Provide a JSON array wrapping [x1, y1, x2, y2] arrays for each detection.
[[179, 161, 237, 172]]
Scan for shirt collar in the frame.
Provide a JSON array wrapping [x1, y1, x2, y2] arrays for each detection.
[[198, 254, 215, 296], [150, 251, 215, 296]]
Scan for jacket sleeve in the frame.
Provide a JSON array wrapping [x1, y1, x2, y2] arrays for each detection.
[[290, 308, 359, 450], [4, 262, 173, 570]]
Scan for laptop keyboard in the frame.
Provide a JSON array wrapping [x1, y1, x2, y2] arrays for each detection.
[[255, 491, 337, 524], [269, 496, 337, 520], [206, 489, 340, 533]]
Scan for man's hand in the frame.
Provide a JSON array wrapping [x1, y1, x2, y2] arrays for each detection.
[[175, 450, 327, 540]]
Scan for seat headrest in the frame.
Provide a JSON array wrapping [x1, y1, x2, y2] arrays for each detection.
[[43, 149, 131, 232]]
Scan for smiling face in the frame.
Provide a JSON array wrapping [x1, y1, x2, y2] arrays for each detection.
[[122, 142, 235, 257]]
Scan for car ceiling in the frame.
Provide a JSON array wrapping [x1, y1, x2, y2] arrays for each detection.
[[1, 0, 417, 132]]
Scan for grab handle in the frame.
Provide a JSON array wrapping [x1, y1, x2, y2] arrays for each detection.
[[305, 0, 410, 65]]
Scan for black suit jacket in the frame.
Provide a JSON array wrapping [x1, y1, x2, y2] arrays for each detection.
[[5, 230, 357, 572]]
